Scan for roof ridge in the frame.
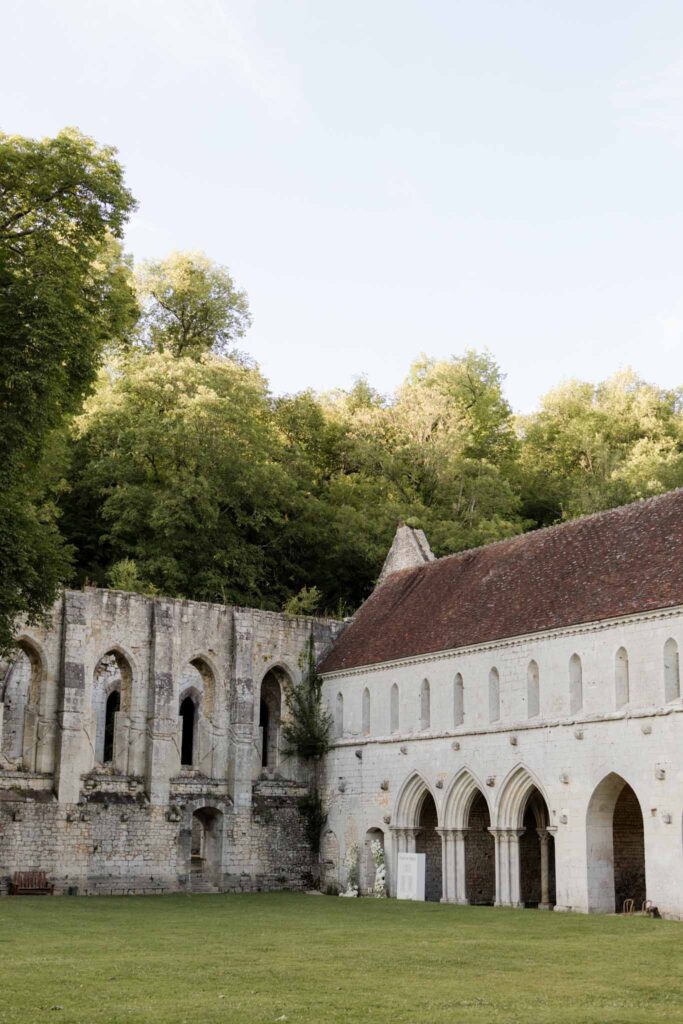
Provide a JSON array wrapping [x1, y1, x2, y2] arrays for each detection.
[[389, 487, 683, 580]]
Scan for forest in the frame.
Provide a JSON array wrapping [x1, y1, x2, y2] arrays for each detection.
[[3, 128, 683, 652]]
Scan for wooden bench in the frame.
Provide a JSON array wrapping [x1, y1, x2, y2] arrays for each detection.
[[9, 870, 54, 895]]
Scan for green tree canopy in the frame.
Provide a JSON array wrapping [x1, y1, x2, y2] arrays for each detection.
[[135, 251, 251, 358], [0, 127, 136, 653], [518, 370, 683, 524], [64, 352, 297, 605]]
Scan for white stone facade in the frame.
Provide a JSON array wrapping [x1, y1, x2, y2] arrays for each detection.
[[320, 605, 683, 917]]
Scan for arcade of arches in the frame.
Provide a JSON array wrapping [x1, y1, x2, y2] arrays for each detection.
[[390, 772, 646, 910]]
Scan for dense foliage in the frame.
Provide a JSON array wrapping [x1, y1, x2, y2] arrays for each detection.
[[6, 128, 683, 643], [0, 128, 136, 653]]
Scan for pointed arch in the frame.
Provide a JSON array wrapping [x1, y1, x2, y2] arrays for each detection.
[[442, 768, 490, 829], [393, 770, 439, 829], [495, 764, 551, 829], [586, 772, 646, 913], [334, 692, 344, 738]]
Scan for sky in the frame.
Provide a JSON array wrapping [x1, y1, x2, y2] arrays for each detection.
[[3, 0, 683, 411]]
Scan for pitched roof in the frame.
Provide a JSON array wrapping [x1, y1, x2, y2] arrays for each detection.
[[319, 489, 683, 674]]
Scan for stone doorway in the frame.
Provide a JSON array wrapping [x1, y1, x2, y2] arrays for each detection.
[[586, 774, 646, 913], [189, 807, 223, 889]]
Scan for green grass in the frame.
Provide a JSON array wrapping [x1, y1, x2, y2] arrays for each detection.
[[0, 893, 681, 1024]]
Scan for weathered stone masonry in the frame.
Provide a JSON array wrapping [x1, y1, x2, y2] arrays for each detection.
[[0, 589, 341, 895]]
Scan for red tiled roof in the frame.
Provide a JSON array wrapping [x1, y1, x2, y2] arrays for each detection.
[[319, 489, 683, 673]]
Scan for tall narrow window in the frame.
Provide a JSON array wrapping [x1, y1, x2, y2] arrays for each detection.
[[569, 654, 583, 714], [527, 661, 540, 719], [362, 687, 371, 735], [615, 647, 629, 708], [419, 679, 431, 730], [453, 673, 464, 726], [488, 668, 500, 723], [179, 696, 196, 766], [103, 690, 120, 764], [664, 638, 680, 702], [335, 692, 344, 738], [390, 683, 399, 734]]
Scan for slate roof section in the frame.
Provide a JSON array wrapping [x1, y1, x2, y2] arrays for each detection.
[[319, 489, 683, 674]]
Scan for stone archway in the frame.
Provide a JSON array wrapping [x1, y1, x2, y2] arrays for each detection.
[[586, 774, 646, 913], [188, 806, 224, 889], [495, 766, 555, 908], [392, 772, 442, 900]]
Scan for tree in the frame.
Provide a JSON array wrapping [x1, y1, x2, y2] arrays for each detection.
[[0, 127, 136, 653], [518, 371, 683, 524], [63, 352, 298, 606], [135, 251, 251, 358]]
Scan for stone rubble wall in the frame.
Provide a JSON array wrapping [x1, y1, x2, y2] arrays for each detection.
[[0, 589, 343, 895]]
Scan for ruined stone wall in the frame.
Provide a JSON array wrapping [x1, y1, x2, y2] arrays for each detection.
[[0, 589, 343, 895]]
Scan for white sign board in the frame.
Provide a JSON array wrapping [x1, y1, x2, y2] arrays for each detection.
[[396, 852, 426, 901]]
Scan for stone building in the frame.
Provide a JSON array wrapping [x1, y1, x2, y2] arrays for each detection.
[[2, 489, 683, 915], [319, 490, 683, 918], [0, 590, 341, 895]]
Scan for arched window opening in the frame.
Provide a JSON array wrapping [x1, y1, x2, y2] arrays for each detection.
[[180, 696, 196, 766], [1, 644, 40, 766], [260, 669, 283, 769], [362, 687, 371, 735], [664, 638, 680, 703], [335, 692, 344, 738], [93, 650, 132, 767], [390, 683, 399, 734], [103, 690, 120, 764], [488, 668, 500, 723], [615, 647, 629, 708], [569, 654, 583, 714], [527, 661, 540, 719], [453, 673, 464, 727], [361, 827, 385, 895], [419, 679, 430, 731]]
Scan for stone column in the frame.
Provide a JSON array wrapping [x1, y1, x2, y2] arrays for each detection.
[[55, 591, 89, 805], [145, 599, 178, 805], [230, 610, 257, 811], [537, 828, 552, 910], [490, 828, 507, 906], [436, 828, 453, 902], [507, 829, 525, 908], [403, 826, 418, 854], [454, 828, 469, 904]]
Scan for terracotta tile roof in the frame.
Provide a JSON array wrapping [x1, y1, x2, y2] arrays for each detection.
[[319, 489, 683, 674]]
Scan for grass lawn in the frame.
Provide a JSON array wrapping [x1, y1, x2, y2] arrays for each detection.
[[0, 893, 682, 1024]]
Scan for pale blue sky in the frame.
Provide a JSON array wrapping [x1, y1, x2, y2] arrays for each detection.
[[4, 0, 683, 409]]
